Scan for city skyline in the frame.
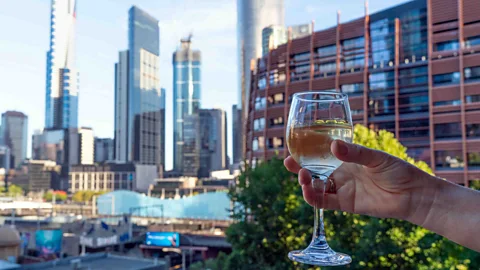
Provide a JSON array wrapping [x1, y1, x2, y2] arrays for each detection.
[[0, 0, 409, 170]]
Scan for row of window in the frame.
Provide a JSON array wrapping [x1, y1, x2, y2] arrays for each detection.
[[434, 95, 480, 106], [253, 117, 286, 131], [252, 136, 285, 150], [434, 36, 480, 52], [435, 151, 480, 169], [433, 66, 480, 86]]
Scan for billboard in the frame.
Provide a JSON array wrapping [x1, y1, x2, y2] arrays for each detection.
[[145, 232, 180, 247], [35, 230, 63, 256]]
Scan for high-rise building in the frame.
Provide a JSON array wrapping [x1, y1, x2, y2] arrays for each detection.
[[114, 6, 164, 168], [76, 128, 94, 165], [237, 0, 284, 161], [0, 111, 28, 168], [232, 105, 243, 165], [45, 0, 79, 129], [94, 138, 114, 163], [262, 23, 313, 57], [245, 0, 480, 187], [182, 109, 228, 178], [198, 109, 228, 177], [173, 36, 201, 172], [0, 146, 10, 171]]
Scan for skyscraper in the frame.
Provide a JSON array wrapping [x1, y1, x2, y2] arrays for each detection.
[[262, 23, 313, 56], [94, 138, 114, 163], [0, 111, 28, 168], [232, 105, 243, 165], [183, 109, 228, 178], [45, 0, 79, 129], [236, 0, 284, 161], [173, 36, 201, 172], [114, 6, 164, 167]]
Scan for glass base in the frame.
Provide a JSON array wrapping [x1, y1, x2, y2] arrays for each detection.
[[288, 246, 351, 266]]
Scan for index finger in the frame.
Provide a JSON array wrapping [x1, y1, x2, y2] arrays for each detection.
[[284, 156, 302, 174]]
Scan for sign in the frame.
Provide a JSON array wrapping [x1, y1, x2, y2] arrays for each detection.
[[35, 230, 62, 257], [145, 232, 180, 247]]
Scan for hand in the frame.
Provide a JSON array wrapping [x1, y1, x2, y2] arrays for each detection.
[[284, 140, 435, 222]]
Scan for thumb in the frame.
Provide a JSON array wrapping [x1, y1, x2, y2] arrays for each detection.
[[331, 140, 388, 168]]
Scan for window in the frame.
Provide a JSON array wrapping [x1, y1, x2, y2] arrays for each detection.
[[433, 72, 460, 86], [270, 116, 284, 127], [468, 152, 480, 168], [292, 52, 310, 62], [341, 83, 364, 95], [467, 124, 480, 138], [464, 66, 480, 82], [255, 97, 266, 110], [316, 62, 336, 75], [268, 137, 284, 149], [369, 71, 395, 91], [400, 119, 429, 128], [466, 95, 480, 103], [435, 150, 464, 169], [253, 118, 265, 131], [268, 93, 284, 106], [434, 123, 462, 139], [465, 35, 480, 48], [351, 109, 364, 115], [342, 36, 365, 50], [434, 100, 461, 106], [400, 129, 430, 138], [258, 76, 267, 89], [252, 136, 264, 151], [317, 44, 337, 57], [435, 40, 459, 51], [369, 121, 395, 130]]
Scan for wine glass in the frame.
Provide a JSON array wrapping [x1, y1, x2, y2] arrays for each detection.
[[286, 91, 353, 266]]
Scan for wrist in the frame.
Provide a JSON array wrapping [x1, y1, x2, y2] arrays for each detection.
[[405, 172, 443, 226]]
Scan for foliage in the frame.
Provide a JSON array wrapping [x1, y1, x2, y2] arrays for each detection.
[[208, 124, 479, 269], [0, 184, 24, 197], [43, 190, 67, 202], [72, 190, 107, 203]]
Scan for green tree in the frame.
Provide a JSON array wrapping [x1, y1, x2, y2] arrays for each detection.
[[0, 184, 24, 197], [72, 190, 107, 203], [219, 124, 479, 269], [43, 190, 67, 202]]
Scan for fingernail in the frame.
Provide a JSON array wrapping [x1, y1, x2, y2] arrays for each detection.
[[336, 140, 348, 156]]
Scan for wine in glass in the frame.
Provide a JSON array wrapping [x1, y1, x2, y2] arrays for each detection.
[[286, 91, 353, 266]]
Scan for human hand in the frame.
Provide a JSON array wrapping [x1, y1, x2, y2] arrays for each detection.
[[284, 140, 436, 222]]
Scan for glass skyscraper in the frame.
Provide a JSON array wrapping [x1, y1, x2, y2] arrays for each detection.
[[114, 6, 165, 167], [45, 0, 79, 129], [236, 0, 284, 163], [172, 37, 201, 172], [0, 111, 28, 169]]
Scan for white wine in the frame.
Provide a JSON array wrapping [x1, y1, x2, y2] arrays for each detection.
[[287, 122, 353, 175]]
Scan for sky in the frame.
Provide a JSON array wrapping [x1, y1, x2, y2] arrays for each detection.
[[0, 0, 408, 170]]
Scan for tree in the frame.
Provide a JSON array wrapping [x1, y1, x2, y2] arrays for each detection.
[[0, 184, 24, 197], [217, 124, 479, 269], [72, 190, 107, 203], [43, 190, 67, 202]]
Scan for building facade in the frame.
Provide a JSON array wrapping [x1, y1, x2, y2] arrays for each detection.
[[172, 36, 201, 172], [237, 0, 285, 161], [94, 138, 114, 163], [231, 105, 243, 166], [114, 6, 165, 167], [45, 0, 79, 129], [10, 160, 60, 192], [0, 146, 10, 171], [0, 111, 28, 168], [69, 163, 157, 193], [245, 0, 480, 186], [262, 23, 312, 57]]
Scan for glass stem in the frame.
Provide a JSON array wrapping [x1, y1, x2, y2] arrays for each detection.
[[310, 173, 330, 250]]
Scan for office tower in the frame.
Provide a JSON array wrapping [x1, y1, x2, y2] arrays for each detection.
[[198, 109, 228, 177], [182, 109, 228, 178], [0, 111, 28, 168], [0, 146, 10, 171], [262, 23, 313, 56], [237, 0, 284, 161], [77, 128, 94, 165], [94, 138, 114, 163], [173, 36, 201, 172], [232, 105, 243, 165], [262, 25, 287, 57], [245, 0, 480, 186], [114, 6, 164, 167], [45, 0, 79, 129]]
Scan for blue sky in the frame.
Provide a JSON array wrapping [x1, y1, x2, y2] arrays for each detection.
[[0, 0, 408, 170]]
